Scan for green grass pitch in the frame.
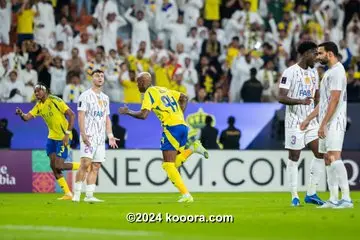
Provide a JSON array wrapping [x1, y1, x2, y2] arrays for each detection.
[[0, 192, 358, 240]]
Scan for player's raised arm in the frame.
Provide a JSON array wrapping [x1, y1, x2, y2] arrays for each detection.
[[15, 107, 34, 121], [277, 71, 312, 106]]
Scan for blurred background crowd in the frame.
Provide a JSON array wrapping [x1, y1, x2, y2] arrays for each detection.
[[0, 0, 360, 104]]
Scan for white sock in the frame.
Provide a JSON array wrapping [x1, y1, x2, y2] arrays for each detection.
[[307, 158, 324, 196], [74, 181, 82, 196], [326, 166, 339, 203], [331, 160, 351, 201], [85, 184, 96, 198], [287, 159, 299, 199]]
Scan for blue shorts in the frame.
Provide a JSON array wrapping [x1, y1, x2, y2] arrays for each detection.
[[46, 139, 70, 159], [161, 125, 188, 151]]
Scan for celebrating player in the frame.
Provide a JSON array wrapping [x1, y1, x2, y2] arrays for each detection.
[[72, 69, 119, 203], [278, 41, 325, 207], [301, 42, 353, 208], [15, 83, 79, 200], [119, 72, 208, 203]]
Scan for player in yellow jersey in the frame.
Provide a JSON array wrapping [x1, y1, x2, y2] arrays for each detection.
[[119, 72, 208, 203], [15, 83, 80, 200]]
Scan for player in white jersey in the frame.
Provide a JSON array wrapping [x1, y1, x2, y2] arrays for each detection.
[[301, 42, 353, 208], [278, 41, 325, 207], [72, 69, 119, 203]]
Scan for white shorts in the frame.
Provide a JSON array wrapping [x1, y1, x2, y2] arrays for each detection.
[[285, 127, 318, 150], [79, 142, 106, 162], [318, 130, 345, 154]]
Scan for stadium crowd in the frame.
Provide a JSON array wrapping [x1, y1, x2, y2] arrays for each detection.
[[0, 0, 360, 104]]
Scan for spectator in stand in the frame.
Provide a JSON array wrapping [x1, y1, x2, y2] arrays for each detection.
[[213, 87, 227, 103], [1, 70, 25, 102], [55, 16, 73, 51], [77, 0, 92, 17], [21, 60, 38, 102], [200, 115, 219, 149], [50, 56, 67, 98], [0, 118, 13, 149], [49, 41, 70, 61], [170, 68, 187, 94], [183, 0, 203, 29], [204, 0, 221, 29], [0, 0, 11, 45], [7, 42, 29, 72], [93, 0, 119, 28], [37, 50, 52, 89], [182, 56, 198, 100], [101, 12, 127, 53], [0, 56, 10, 80], [192, 87, 209, 103], [87, 17, 102, 46], [163, 15, 188, 52], [16, 0, 38, 45], [196, 55, 219, 97], [256, 60, 277, 102], [73, 32, 93, 63], [185, 27, 202, 63], [347, 67, 360, 102], [201, 30, 221, 67], [120, 69, 141, 104], [220, 116, 241, 149], [241, 68, 263, 102], [62, 74, 85, 103], [33, 0, 55, 48], [84, 51, 106, 88], [125, 6, 151, 56], [66, 48, 84, 78]]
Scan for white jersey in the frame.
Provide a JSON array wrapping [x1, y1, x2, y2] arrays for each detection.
[[77, 89, 110, 145], [279, 64, 319, 129], [319, 62, 347, 131]]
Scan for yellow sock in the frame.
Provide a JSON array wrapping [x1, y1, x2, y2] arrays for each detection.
[[57, 177, 70, 194], [72, 162, 80, 170], [162, 162, 188, 194], [175, 149, 193, 168]]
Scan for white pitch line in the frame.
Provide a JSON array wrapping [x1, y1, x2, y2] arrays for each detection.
[[0, 225, 162, 237]]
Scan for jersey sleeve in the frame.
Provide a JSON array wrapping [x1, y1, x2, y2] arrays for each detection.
[[314, 69, 320, 90], [330, 68, 345, 91], [29, 103, 39, 117], [169, 90, 181, 102], [141, 88, 155, 111], [55, 98, 70, 114], [77, 94, 87, 112], [279, 68, 292, 90]]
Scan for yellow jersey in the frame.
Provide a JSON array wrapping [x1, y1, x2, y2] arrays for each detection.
[[154, 64, 171, 88], [29, 95, 72, 140], [17, 9, 36, 34], [204, 0, 220, 20], [141, 86, 186, 127], [122, 80, 142, 103]]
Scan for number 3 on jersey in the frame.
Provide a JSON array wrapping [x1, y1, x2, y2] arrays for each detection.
[[161, 95, 178, 112]]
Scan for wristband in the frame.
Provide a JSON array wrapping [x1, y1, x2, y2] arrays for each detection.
[[65, 130, 71, 135], [108, 133, 114, 139]]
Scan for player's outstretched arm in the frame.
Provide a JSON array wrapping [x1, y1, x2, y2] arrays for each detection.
[[15, 107, 34, 122], [178, 93, 189, 113], [119, 105, 150, 120], [278, 88, 312, 105]]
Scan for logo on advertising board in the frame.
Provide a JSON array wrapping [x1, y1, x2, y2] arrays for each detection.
[[0, 151, 32, 192], [72, 150, 326, 193]]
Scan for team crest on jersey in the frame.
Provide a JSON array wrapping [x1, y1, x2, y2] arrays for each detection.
[[304, 76, 311, 85]]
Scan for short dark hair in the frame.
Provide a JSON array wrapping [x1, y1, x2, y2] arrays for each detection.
[[228, 116, 235, 125], [297, 41, 317, 55], [250, 68, 257, 76], [318, 41, 339, 56], [205, 115, 213, 125], [91, 69, 104, 76], [232, 36, 240, 42]]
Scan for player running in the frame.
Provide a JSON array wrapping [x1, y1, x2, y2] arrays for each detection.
[[119, 72, 208, 203], [278, 41, 325, 207], [301, 42, 353, 208], [15, 83, 79, 200], [72, 69, 119, 203]]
